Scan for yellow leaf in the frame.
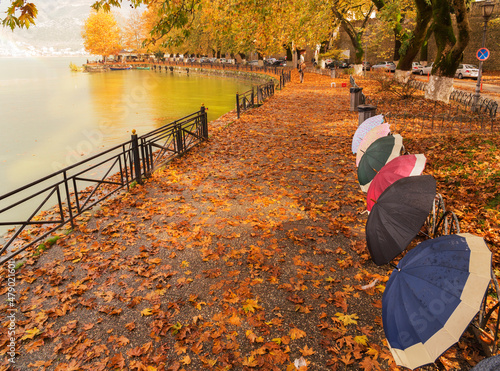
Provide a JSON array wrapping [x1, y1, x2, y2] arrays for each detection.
[[242, 355, 258, 367], [141, 308, 153, 316], [289, 327, 306, 340], [181, 355, 191, 365], [334, 312, 359, 326], [354, 335, 369, 346], [272, 337, 282, 344], [21, 327, 41, 341], [243, 299, 262, 313], [195, 301, 207, 310]]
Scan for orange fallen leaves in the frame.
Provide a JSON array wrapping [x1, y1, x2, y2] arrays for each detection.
[[1, 72, 494, 371]]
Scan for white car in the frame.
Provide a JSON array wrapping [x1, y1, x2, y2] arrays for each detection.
[[455, 64, 479, 79], [419, 62, 433, 75], [412, 62, 424, 74], [372, 61, 396, 72]]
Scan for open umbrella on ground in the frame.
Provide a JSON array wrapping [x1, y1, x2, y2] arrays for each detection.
[[356, 123, 391, 167], [366, 174, 436, 266], [351, 114, 385, 154], [383, 233, 492, 370], [357, 134, 403, 192], [366, 154, 427, 212]]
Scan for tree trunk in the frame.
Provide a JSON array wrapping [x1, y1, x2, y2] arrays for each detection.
[[393, 38, 402, 61], [331, 5, 373, 67], [420, 23, 434, 62], [425, 0, 470, 102], [396, 0, 433, 71], [425, 75, 454, 103]]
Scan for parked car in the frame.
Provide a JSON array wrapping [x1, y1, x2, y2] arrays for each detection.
[[199, 57, 210, 63], [208, 57, 217, 63], [455, 64, 479, 79], [419, 62, 433, 75], [247, 60, 259, 66], [272, 59, 286, 67], [412, 62, 424, 74], [325, 60, 348, 69], [264, 58, 277, 66], [372, 61, 396, 72]]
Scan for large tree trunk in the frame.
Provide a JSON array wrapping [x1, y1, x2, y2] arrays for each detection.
[[393, 38, 402, 61], [420, 23, 435, 62], [425, 0, 471, 102], [396, 0, 433, 71]]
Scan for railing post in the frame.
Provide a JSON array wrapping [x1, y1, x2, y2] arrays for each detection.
[[236, 92, 240, 119], [251, 87, 255, 107], [201, 104, 208, 139], [175, 122, 184, 155], [257, 86, 263, 104], [131, 130, 143, 184]]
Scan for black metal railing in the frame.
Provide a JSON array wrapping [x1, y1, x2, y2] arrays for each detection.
[[383, 108, 498, 133], [236, 80, 277, 118], [0, 107, 208, 264], [408, 79, 498, 118], [152, 60, 293, 77], [236, 88, 255, 119]]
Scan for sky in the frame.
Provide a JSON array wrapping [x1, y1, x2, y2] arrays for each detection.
[[0, 0, 141, 56]]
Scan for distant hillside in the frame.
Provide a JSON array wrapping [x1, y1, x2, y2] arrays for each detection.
[[0, 0, 135, 56]]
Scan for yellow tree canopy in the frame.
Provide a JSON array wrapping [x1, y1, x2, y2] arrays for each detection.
[[123, 10, 147, 52], [82, 10, 122, 59]]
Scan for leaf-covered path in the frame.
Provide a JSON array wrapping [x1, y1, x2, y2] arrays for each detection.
[[1, 71, 492, 370]]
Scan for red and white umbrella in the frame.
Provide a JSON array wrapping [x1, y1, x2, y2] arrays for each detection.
[[366, 154, 427, 212], [356, 123, 391, 167]]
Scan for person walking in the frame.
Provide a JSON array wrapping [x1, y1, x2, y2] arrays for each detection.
[[298, 60, 306, 83]]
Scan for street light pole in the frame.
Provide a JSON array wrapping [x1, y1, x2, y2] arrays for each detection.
[[473, 0, 495, 110]]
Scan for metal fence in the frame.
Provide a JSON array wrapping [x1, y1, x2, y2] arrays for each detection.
[[236, 79, 281, 118], [152, 60, 292, 76], [0, 108, 208, 264], [378, 102, 499, 133], [409, 79, 498, 118]]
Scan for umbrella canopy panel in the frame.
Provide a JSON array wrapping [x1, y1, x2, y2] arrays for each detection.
[[351, 114, 385, 154], [357, 134, 403, 192], [382, 233, 492, 370], [356, 123, 391, 167], [366, 154, 427, 212], [366, 174, 436, 266]]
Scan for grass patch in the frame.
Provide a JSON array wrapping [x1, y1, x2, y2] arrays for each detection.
[[486, 193, 500, 210]]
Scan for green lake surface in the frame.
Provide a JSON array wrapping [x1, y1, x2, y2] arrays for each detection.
[[0, 57, 252, 195]]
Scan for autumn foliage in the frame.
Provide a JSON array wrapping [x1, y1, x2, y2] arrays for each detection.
[[82, 10, 122, 61], [0, 71, 498, 370]]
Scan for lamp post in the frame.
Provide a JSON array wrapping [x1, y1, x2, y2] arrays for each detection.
[[473, 0, 495, 110]]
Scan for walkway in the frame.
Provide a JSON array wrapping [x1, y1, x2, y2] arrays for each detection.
[[3, 72, 473, 370]]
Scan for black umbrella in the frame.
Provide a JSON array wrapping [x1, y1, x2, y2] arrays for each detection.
[[366, 175, 436, 266]]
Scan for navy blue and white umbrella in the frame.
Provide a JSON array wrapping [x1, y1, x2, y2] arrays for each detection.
[[382, 233, 492, 370]]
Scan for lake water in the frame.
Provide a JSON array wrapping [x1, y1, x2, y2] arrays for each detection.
[[0, 57, 251, 195]]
